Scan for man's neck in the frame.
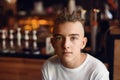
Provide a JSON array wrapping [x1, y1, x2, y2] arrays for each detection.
[[61, 53, 87, 69]]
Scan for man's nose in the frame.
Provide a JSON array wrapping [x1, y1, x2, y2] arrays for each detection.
[[62, 38, 70, 49]]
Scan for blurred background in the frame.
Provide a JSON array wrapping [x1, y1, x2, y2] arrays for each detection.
[[0, 0, 120, 80]]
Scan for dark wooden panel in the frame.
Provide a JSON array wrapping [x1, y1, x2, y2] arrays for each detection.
[[113, 40, 120, 80], [0, 57, 46, 80]]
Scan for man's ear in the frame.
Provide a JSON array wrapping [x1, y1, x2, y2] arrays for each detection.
[[81, 37, 87, 49]]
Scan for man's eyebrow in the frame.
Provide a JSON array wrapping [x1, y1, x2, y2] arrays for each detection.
[[69, 34, 80, 36], [53, 34, 62, 37]]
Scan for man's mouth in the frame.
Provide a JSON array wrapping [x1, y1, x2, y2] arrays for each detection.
[[63, 52, 72, 55]]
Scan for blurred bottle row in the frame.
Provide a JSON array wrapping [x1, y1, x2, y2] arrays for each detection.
[[0, 0, 119, 57], [0, 28, 54, 55]]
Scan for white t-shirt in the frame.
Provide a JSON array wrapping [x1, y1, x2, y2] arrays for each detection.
[[41, 53, 109, 80]]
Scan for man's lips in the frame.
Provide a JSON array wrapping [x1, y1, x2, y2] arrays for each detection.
[[63, 52, 72, 55]]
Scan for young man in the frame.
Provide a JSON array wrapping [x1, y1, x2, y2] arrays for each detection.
[[41, 11, 109, 80]]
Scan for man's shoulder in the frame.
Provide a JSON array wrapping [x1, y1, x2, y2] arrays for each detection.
[[87, 54, 102, 63], [87, 54, 108, 70], [43, 55, 59, 66]]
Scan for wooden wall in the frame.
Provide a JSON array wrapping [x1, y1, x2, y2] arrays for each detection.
[[0, 57, 46, 80], [113, 40, 120, 80]]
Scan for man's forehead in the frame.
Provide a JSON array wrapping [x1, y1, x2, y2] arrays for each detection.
[[53, 21, 85, 36]]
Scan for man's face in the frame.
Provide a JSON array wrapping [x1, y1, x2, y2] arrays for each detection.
[[51, 21, 87, 63]]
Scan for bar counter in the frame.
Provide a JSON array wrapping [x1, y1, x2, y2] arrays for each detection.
[[0, 52, 52, 80], [0, 52, 52, 59]]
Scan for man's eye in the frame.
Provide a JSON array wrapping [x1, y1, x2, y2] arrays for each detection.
[[55, 36, 63, 41], [71, 37, 78, 40]]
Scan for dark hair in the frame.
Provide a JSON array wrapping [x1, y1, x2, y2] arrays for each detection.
[[54, 10, 82, 26]]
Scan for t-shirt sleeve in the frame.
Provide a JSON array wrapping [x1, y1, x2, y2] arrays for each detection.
[[95, 70, 109, 80]]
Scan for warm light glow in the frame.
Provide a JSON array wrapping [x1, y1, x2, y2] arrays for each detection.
[[24, 25, 32, 31], [6, 0, 16, 4], [38, 19, 48, 25], [48, 20, 54, 26], [31, 19, 39, 30], [25, 18, 32, 25], [31, 19, 38, 24], [18, 19, 25, 25]]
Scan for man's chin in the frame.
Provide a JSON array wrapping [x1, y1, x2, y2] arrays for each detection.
[[62, 56, 72, 62]]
